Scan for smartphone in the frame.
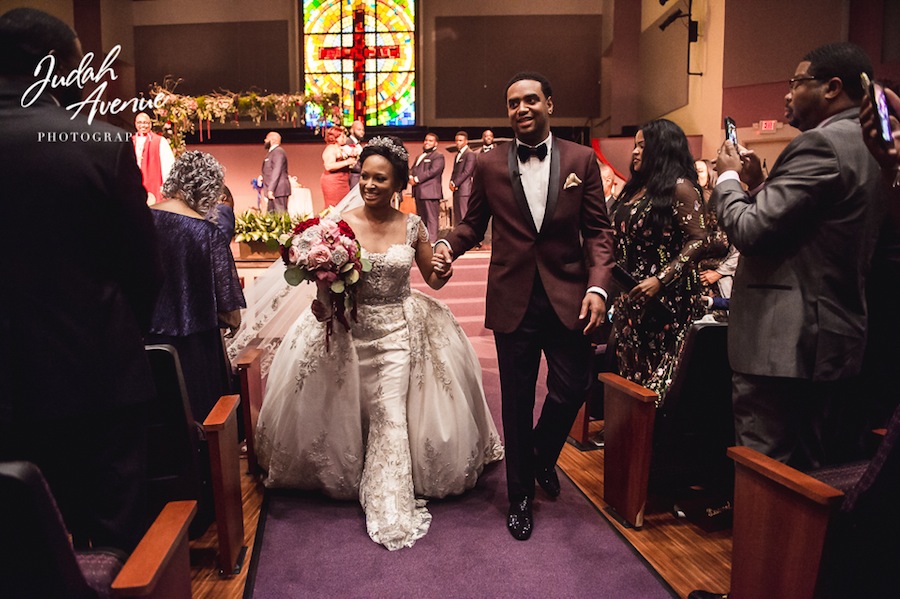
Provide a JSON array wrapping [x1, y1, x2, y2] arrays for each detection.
[[724, 116, 738, 146], [861, 72, 893, 145]]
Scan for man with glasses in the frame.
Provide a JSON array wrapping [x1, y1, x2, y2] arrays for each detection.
[[708, 42, 886, 479]]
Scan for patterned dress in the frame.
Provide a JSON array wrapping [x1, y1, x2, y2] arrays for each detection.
[[612, 179, 706, 403], [697, 189, 738, 301], [256, 214, 503, 550]]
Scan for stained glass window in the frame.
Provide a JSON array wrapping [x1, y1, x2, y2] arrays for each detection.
[[303, 0, 415, 127]]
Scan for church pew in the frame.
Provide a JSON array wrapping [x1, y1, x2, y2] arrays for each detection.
[[202, 394, 246, 575], [145, 345, 246, 576], [111, 501, 198, 598], [598, 321, 733, 529], [236, 346, 264, 476], [727, 446, 846, 599], [598, 372, 657, 528]]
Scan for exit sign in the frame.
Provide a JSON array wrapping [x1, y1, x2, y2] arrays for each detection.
[[759, 119, 778, 132]]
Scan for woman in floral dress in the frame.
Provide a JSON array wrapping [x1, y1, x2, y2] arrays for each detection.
[[611, 119, 707, 403]]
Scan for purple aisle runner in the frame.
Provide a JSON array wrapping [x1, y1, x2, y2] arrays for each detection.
[[246, 256, 675, 598], [247, 462, 675, 598]]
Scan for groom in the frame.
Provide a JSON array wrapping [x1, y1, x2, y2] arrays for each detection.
[[434, 72, 615, 540]]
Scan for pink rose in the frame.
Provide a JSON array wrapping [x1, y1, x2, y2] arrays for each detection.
[[307, 244, 333, 269], [288, 246, 302, 264], [320, 219, 341, 242]]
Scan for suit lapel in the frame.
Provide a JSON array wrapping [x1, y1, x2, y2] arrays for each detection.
[[507, 142, 538, 235], [542, 142, 561, 231]]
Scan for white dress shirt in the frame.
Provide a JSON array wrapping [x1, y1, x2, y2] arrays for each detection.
[[516, 134, 552, 232]]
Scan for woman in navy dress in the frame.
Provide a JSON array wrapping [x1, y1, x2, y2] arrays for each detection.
[[146, 151, 246, 418]]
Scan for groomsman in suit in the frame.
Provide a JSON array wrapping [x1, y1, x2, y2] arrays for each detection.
[[409, 132, 445, 241], [434, 72, 615, 540], [260, 131, 291, 212], [713, 42, 885, 471], [480, 129, 496, 153], [0, 7, 162, 553], [345, 118, 365, 189], [449, 130, 477, 224]]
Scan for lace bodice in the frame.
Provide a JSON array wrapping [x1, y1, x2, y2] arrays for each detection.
[[356, 214, 424, 306]]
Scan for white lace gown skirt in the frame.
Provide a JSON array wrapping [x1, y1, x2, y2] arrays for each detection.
[[403, 290, 504, 497]]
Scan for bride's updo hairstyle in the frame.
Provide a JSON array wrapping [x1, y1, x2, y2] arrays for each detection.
[[161, 150, 225, 221], [359, 136, 410, 191]]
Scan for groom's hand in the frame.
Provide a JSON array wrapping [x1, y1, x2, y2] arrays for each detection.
[[580, 293, 607, 335], [433, 243, 454, 279]]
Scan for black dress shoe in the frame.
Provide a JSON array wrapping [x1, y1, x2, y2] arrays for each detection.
[[507, 498, 533, 540], [535, 465, 561, 497], [687, 591, 728, 599]]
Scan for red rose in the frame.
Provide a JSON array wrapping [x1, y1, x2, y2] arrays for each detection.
[[293, 216, 320, 235], [337, 219, 355, 238]]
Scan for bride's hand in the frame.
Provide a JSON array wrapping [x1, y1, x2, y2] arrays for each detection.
[[432, 254, 453, 279], [311, 299, 330, 321]]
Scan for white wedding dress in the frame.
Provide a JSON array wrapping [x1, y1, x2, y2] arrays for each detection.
[[256, 214, 504, 550]]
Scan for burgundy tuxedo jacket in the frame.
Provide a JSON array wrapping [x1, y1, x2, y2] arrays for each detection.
[[444, 138, 615, 333]]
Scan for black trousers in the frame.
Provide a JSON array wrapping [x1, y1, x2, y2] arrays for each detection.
[[494, 273, 592, 502], [414, 197, 441, 241], [267, 195, 289, 213], [732, 372, 861, 470]]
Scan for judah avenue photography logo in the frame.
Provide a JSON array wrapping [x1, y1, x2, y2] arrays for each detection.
[[22, 44, 164, 141]]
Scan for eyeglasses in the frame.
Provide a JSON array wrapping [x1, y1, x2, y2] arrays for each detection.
[[788, 76, 820, 90]]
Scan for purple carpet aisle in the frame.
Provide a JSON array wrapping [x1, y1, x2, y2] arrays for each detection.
[[245, 253, 676, 598]]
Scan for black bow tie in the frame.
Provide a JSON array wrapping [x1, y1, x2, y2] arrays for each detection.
[[517, 143, 548, 162]]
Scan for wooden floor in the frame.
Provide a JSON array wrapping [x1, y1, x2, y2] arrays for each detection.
[[189, 423, 731, 598]]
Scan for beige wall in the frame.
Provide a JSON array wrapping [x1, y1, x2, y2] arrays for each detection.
[[660, 0, 726, 160]]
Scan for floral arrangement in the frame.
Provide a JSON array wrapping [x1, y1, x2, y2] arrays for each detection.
[[145, 77, 341, 155], [233, 210, 303, 248], [280, 216, 372, 348]]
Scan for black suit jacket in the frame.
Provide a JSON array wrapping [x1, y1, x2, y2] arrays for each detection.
[[410, 150, 445, 201], [451, 148, 476, 202], [262, 145, 291, 197], [715, 108, 885, 381], [0, 83, 162, 420], [444, 138, 615, 333]]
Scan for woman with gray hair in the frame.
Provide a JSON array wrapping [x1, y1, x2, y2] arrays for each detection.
[[146, 151, 246, 419]]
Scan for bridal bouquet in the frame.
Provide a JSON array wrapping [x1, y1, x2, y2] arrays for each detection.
[[280, 216, 372, 349]]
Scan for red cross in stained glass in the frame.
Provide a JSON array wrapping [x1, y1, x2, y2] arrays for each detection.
[[317, 7, 400, 123]]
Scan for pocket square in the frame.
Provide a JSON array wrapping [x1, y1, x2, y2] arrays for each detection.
[[564, 173, 582, 189]]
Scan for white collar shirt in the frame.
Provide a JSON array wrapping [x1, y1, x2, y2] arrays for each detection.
[[516, 134, 552, 232]]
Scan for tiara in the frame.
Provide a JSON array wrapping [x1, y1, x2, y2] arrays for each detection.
[[367, 136, 409, 162]]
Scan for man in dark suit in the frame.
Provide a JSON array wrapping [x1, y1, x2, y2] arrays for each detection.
[[713, 42, 885, 470], [434, 72, 615, 540], [480, 129, 496, 153], [260, 131, 291, 212], [409, 131, 445, 241], [0, 7, 162, 553], [449, 130, 477, 225]]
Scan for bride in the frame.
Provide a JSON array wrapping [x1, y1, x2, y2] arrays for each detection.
[[255, 136, 504, 550]]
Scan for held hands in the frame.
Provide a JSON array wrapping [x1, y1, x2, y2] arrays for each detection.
[[431, 254, 453, 279], [449, 181, 458, 192], [580, 293, 607, 335], [432, 244, 454, 280]]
